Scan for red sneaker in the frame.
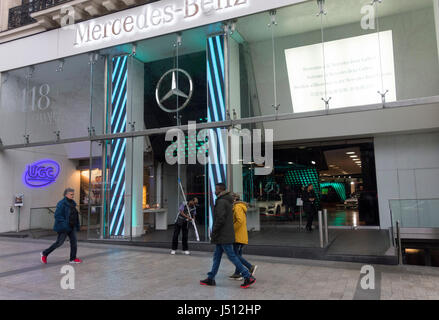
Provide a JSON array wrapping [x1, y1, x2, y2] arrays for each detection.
[[69, 258, 82, 264], [40, 253, 47, 264], [240, 276, 256, 289]]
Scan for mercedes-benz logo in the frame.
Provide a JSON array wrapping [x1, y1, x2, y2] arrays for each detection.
[[155, 68, 193, 113]]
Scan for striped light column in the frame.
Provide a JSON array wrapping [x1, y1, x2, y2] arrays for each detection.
[[207, 35, 227, 233], [109, 55, 128, 237]]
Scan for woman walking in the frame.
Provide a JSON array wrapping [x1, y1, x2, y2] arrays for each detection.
[[229, 193, 257, 281]]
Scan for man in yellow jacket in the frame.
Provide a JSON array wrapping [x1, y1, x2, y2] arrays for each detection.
[[229, 193, 258, 281]]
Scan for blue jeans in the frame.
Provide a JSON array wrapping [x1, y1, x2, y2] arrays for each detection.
[[233, 244, 252, 274], [207, 244, 251, 280], [43, 229, 77, 261]]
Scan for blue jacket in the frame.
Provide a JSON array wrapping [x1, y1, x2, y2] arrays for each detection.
[[53, 197, 80, 233]]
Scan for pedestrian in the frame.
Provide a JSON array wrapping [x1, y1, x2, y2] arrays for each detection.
[[171, 197, 198, 255], [283, 185, 297, 221], [229, 193, 257, 281], [200, 183, 256, 289], [303, 184, 317, 232], [40, 188, 82, 264]]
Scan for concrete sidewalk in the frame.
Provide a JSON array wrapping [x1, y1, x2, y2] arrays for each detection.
[[0, 237, 438, 300]]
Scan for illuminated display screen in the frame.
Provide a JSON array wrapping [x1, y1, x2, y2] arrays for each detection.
[[285, 31, 396, 112]]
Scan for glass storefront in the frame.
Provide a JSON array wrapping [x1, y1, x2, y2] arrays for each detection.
[[1, 0, 438, 256]]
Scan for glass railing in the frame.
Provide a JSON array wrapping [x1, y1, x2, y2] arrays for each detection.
[[389, 199, 439, 229], [29, 206, 56, 233]]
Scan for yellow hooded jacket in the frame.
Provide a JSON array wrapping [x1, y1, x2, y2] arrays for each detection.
[[233, 201, 248, 245]]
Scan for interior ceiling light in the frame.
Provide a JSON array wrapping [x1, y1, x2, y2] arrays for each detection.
[[346, 152, 356, 155], [350, 155, 358, 158]]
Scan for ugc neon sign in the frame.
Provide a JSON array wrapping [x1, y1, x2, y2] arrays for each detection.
[[23, 159, 61, 188]]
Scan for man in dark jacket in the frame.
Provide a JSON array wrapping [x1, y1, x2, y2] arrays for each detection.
[[303, 184, 317, 232], [40, 188, 82, 264], [200, 183, 256, 289]]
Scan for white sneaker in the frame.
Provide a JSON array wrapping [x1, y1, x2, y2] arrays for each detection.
[[250, 265, 258, 276], [170, 250, 176, 255], [183, 250, 190, 255]]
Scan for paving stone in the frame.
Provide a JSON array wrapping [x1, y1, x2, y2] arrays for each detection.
[[1, 237, 439, 300]]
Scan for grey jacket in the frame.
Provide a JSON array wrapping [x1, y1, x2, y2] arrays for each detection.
[[211, 191, 236, 244]]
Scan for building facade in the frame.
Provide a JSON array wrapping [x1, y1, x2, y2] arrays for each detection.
[[1, 0, 439, 264]]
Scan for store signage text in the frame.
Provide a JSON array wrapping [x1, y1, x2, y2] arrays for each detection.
[[23, 159, 61, 188], [74, 0, 249, 46]]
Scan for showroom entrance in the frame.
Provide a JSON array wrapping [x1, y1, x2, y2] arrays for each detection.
[[265, 138, 380, 229]]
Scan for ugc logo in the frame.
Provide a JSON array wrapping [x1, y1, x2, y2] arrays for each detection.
[[23, 159, 61, 188]]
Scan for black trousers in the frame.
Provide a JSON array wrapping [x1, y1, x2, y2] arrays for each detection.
[[285, 205, 295, 220], [172, 221, 188, 251], [305, 207, 316, 230], [43, 229, 77, 261]]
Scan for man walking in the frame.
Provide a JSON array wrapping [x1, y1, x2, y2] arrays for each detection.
[[200, 183, 256, 289], [171, 197, 198, 255], [40, 188, 82, 264]]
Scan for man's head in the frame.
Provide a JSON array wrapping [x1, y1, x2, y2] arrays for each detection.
[[189, 197, 199, 206], [215, 183, 226, 196], [64, 188, 75, 200], [307, 184, 314, 191], [232, 193, 241, 202]]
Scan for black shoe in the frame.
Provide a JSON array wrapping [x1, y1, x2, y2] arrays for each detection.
[[229, 273, 243, 281], [240, 276, 256, 289], [200, 278, 216, 286]]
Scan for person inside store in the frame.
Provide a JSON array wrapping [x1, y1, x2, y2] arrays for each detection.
[[303, 184, 318, 232], [283, 184, 297, 221], [171, 197, 198, 255], [229, 193, 258, 281], [200, 183, 256, 289], [40, 188, 82, 264]]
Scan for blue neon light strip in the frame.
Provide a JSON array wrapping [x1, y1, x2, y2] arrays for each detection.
[[206, 35, 227, 233], [109, 55, 128, 237], [208, 37, 226, 121], [207, 63, 227, 172], [110, 184, 126, 233], [111, 56, 127, 102], [215, 36, 225, 80]]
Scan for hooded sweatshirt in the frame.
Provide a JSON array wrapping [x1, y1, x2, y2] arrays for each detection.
[[233, 201, 249, 245]]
